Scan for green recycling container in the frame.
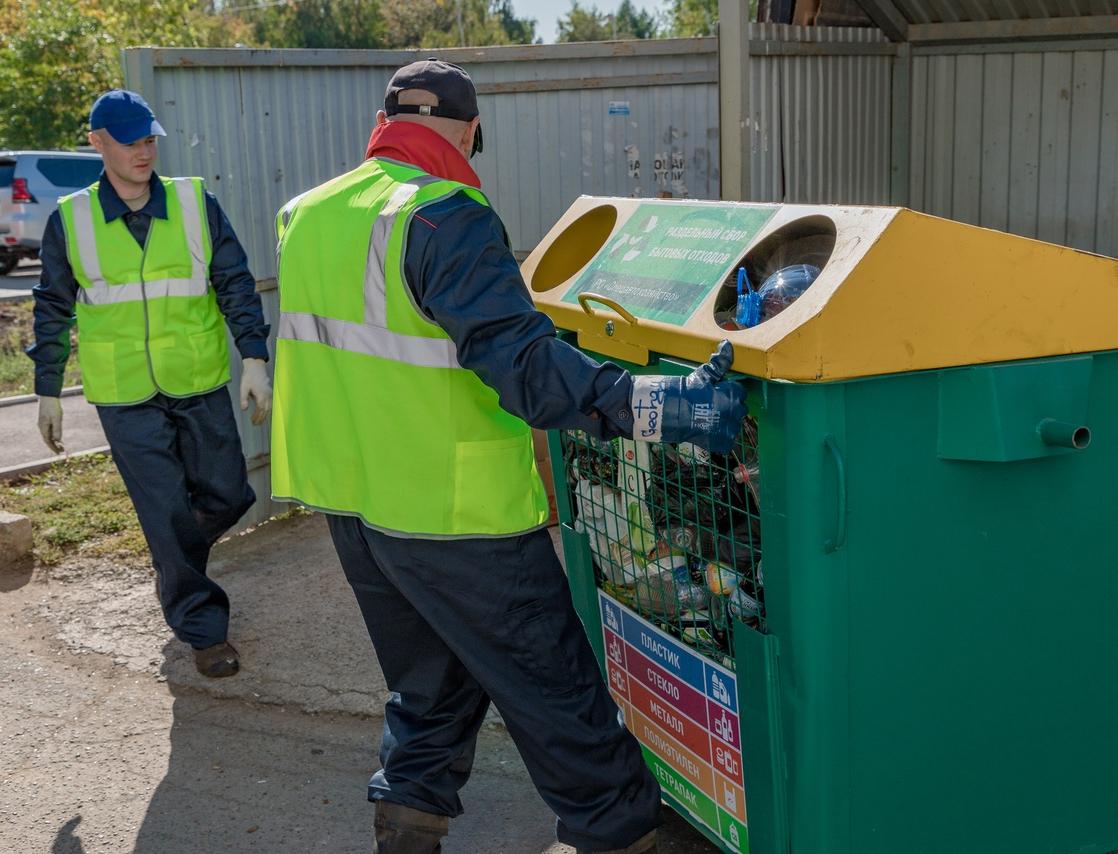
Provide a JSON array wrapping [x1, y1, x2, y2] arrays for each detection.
[[521, 196, 1118, 854]]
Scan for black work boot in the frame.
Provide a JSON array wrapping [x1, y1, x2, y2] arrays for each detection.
[[372, 800, 449, 854], [193, 641, 240, 678], [576, 829, 659, 854]]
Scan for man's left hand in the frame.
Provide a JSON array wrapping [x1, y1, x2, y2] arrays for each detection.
[[240, 358, 273, 426]]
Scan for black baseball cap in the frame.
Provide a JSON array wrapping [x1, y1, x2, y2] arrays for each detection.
[[384, 59, 484, 157]]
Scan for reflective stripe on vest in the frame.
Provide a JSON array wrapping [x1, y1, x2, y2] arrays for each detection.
[[276, 172, 460, 369]]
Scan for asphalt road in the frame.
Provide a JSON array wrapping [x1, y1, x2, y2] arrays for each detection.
[[0, 260, 106, 469], [0, 393, 106, 470]]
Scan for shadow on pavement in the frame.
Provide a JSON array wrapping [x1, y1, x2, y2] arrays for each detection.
[[50, 815, 86, 853], [133, 642, 377, 853], [132, 640, 562, 854]]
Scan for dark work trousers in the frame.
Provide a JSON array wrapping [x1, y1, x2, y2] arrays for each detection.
[[97, 388, 255, 649], [327, 515, 662, 851]]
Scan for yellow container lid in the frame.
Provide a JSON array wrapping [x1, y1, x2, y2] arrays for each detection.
[[521, 196, 1118, 382]]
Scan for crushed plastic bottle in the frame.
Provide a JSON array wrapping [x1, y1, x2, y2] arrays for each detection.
[[635, 546, 710, 615]]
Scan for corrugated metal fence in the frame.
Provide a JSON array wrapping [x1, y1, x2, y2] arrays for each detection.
[[902, 37, 1118, 257], [747, 24, 893, 204]]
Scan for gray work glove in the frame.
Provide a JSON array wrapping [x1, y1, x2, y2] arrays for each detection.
[[240, 357, 273, 426], [37, 396, 64, 454]]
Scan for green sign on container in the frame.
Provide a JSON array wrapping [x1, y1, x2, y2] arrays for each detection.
[[562, 203, 776, 326]]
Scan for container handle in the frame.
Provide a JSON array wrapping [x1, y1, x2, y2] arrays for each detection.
[[823, 434, 846, 553], [577, 292, 640, 327]]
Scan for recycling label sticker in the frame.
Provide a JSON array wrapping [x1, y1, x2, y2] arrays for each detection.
[[600, 591, 748, 852], [562, 202, 775, 327]]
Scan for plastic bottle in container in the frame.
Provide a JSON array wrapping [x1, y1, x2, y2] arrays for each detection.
[[757, 264, 821, 322], [636, 547, 710, 616]]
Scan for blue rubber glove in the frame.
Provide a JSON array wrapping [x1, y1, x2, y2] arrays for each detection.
[[629, 340, 747, 454]]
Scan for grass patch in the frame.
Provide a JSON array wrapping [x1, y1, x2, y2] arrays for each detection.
[[0, 298, 82, 398], [0, 453, 146, 565]]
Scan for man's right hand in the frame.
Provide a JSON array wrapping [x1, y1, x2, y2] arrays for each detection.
[[628, 340, 748, 454], [37, 396, 64, 455]]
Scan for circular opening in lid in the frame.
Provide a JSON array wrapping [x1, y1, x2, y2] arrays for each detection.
[[530, 204, 618, 292], [713, 215, 837, 329]]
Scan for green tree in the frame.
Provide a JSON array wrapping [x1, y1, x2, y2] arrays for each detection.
[[663, 0, 757, 37], [0, 0, 115, 149], [96, 0, 243, 47], [243, 0, 536, 49], [556, 0, 658, 42], [614, 0, 657, 38], [379, 0, 536, 48], [556, 1, 610, 42], [493, 0, 536, 44], [245, 0, 385, 49], [0, 0, 247, 150]]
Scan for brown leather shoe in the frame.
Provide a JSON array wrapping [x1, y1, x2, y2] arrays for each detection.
[[372, 800, 449, 854], [193, 641, 239, 678]]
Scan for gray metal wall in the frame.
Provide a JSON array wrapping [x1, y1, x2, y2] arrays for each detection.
[[904, 39, 1118, 257], [747, 23, 893, 204]]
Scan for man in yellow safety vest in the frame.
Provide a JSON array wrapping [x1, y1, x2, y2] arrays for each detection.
[[272, 60, 748, 852], [27, 90, 273, 678]]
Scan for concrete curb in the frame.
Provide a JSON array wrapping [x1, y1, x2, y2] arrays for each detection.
[[0, 386, 83, 408], [0, 291, 32, 304], [0, 444, 111, 482]]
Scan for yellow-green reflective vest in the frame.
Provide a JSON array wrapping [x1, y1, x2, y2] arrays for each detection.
[[58, 177, 230, 405], [270, 158, 549, 538]]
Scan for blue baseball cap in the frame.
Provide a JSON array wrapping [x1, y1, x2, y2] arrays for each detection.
[[89, 90, 166, 144]]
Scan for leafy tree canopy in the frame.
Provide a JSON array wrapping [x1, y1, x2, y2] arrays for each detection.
[[556, 0, 657, 42], [662, 0, 757, 37], [0, 0, 247, 149]]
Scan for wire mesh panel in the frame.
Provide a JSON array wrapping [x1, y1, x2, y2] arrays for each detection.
[[559, 410, 764, 670]]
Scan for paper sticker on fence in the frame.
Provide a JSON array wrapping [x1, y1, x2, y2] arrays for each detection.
[[600, 592, 748, 852], [562, 202, 775, 326]]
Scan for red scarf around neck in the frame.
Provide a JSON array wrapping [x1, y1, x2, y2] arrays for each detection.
[[364, 121, 481, 188]]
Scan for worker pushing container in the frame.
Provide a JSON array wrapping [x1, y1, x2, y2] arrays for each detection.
[[521, 197, 1118, 854]]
